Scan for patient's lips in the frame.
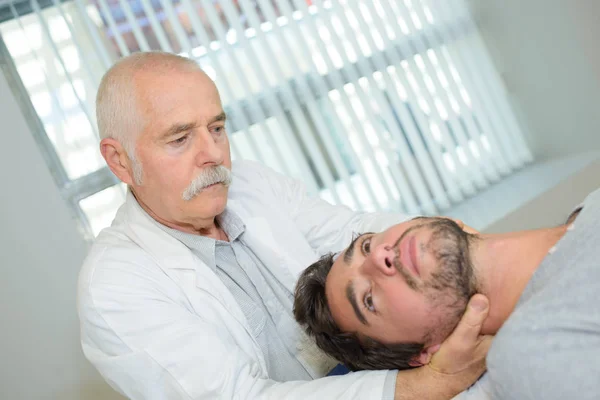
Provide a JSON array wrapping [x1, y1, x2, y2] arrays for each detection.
[[399, 235, 420, 277]]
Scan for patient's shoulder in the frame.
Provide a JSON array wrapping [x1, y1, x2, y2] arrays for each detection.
[[486, 289, 600, 399], [577, 187, 600, 219]]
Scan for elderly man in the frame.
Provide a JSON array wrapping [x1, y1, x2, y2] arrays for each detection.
[[78, 51, 491, 400], [294, 187, 600, 399]]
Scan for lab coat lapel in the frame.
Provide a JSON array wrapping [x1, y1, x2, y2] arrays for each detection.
[[240, 216, 302, 293], [120, 193, 268, 371], [120, 192, 251, 327]]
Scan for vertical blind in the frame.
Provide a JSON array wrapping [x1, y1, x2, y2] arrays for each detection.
[[0, 0, 533, 237]]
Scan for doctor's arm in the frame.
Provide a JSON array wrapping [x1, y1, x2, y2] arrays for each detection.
[[78, 255, 435, 400], [79, 253, 490, 400], [253, 159, 471, 256], [247, 160, 412, 254]]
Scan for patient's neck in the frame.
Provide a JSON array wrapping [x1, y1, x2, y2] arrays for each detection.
[[471, 226, 567, 334]]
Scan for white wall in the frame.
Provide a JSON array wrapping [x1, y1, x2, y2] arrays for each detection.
[[0, 70, 121, 399], [465, 0, 600, 160]]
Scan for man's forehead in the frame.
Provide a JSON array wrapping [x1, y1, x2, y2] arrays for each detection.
[[139, 79, 221, 129], [138, 69, 216, 102], [325, 254, 355, 331]]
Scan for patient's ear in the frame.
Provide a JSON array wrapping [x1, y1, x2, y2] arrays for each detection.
[[408, 344, 441, 367]]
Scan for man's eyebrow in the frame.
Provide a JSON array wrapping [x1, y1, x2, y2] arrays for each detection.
[[346, 281, 368, 326], [160, 122, 197, 140], [159, 112, 226, 141], [343, 232, 369, 264], [209, 111, 227, 124]]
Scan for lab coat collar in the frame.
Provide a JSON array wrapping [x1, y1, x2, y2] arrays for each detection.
[[150, 207, 247, 272], [117, 189, 198, 271], [116, 190, 298, 293]]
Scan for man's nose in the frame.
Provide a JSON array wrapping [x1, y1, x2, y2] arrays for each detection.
[[364, 242, 396, 277], [195, 130, 224, 166]]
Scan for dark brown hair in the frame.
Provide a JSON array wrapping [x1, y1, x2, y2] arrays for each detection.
[[293, 253, 424, 371]]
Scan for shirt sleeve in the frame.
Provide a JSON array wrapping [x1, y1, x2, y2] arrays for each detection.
[[79, 249, 393, 400], [381, 371, 398, 400], [451, 374, 492, 400], [242, 160, 413, 255]]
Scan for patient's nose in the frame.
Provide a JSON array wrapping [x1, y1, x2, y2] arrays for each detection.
[[365, 243, 396, 277]]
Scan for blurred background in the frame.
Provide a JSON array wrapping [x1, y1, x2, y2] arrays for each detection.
[[0, 0, 598, 398]]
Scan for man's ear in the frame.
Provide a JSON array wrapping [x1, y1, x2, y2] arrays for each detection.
[[407, 344, 441, 367], [100, 137, 134, 185]]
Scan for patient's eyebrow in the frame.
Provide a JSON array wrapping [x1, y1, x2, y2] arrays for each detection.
[[346, 281, 368, 326]]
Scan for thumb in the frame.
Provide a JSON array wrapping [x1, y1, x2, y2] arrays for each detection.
[[450, 294, 489, 344], [428, 294, 491, 375]]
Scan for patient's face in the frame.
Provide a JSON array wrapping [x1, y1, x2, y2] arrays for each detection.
[[326, 217, 476, 347]]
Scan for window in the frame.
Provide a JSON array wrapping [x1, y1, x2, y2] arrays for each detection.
[[0, 0, 533, 238]]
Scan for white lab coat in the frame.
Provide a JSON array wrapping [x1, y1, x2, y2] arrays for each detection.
[[78, 160, 410, 399]]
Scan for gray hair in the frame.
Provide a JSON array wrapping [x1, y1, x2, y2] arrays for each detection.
[[96, 51, 203, 184], [182, 165, 232, 201]]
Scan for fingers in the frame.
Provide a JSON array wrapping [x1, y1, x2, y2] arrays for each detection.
[[474, 334, 494, 361], [445, 217, 480, 234], [462, 224, 480, 235], [437, 294, 489, 363], [427, 294, 492, 382], [453, 218, 465, 229]]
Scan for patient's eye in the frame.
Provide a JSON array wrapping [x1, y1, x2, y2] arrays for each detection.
[[364, 291, 375, 313], [361, 237, 372, 255]]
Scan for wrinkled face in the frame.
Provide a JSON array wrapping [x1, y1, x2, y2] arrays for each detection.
[[326, 217, 476, 347], [131, 68, 232, 227]]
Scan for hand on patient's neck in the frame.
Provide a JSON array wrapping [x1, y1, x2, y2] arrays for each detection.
[[472, 226, 568, 334]]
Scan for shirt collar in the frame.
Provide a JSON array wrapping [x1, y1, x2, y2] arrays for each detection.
[[143, 206, 246, 271]]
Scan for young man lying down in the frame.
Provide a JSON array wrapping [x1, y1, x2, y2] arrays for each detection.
[[294, 188, 600, 400]]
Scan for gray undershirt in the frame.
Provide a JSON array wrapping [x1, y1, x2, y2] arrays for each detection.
[[485, 188, 600, 399], [154, 208, 313, 382]]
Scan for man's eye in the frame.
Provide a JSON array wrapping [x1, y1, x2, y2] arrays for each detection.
[[211, 126, 226, 136], [171, 135, 188, 145], [364, 291, 375, 313], [361, 237, 371, 255]]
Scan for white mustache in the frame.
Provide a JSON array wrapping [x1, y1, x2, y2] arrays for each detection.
[[182, 165, 232, 201]]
